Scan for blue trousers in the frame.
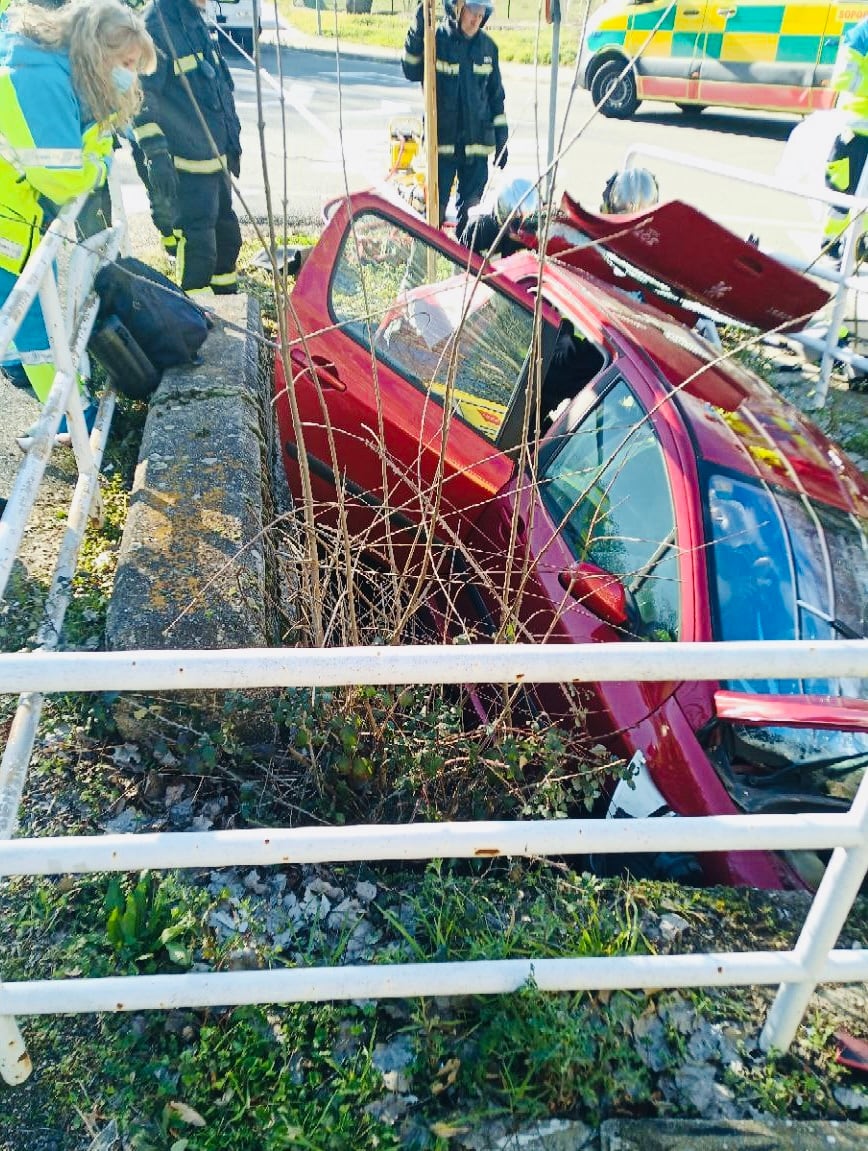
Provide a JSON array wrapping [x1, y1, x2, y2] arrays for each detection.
[[0, 265, 54, 400]]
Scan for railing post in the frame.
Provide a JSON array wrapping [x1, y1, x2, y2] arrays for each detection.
[[760, 769, 868, 1053], [0, 1012, 31, 1085], [816, 156, 868, 408]]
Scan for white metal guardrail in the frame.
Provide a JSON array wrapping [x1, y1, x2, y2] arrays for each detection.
[[0, 640, 866, 1085], [622, 141, 868, 407]]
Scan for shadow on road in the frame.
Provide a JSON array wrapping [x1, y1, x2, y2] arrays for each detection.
[[634, 108, 797, 143]]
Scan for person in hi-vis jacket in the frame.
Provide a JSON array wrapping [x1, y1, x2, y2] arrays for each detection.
[[0, 0, 155, 449], [824, 16, 868, 259]]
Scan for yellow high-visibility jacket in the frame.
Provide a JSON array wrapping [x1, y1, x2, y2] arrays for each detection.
[[0, 29, 111, 276]]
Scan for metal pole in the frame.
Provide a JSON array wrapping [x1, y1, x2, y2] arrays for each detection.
[[545, 0, 561, 203], [816, 156, 868, 407], [0, 639, 864, 694], [423, 0, 439, 227]]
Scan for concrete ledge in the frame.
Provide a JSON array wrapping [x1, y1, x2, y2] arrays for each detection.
[[106, 293, 276, 742], [599, 1118, 868, 1150]]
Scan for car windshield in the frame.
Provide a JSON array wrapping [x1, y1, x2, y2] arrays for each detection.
[[329, 210, 536, 441], [706, 471, 868, 806]]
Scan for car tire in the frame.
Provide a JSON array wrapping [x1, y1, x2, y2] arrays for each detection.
[[676, 103, 707, 116], [590, 58, 640, 119]]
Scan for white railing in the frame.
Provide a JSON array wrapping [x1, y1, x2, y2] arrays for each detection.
[[622, 141, 868, 407], [0, 639, 866, 1085]]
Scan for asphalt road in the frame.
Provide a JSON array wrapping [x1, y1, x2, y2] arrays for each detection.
[[114, 36, 823, 255]]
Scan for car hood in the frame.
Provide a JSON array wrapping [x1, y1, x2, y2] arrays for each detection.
[[714, 689, 868, 732]]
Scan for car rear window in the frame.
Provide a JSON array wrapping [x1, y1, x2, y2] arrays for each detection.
[[329, 210, 536, 441]]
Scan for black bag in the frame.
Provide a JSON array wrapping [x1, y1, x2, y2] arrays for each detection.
[[89, 256, 210, 394], [87, 315, 161, 400]]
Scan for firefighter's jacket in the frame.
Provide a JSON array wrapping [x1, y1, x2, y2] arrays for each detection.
[[0, 30, 111, 276], [402, 3, 507, 160], [134, 0, 241, 175], [833, 17, 868, 134]]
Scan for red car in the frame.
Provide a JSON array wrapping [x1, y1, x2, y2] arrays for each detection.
[[275, 192, 868, 890]]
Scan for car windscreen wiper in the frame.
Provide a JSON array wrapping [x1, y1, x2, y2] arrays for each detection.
[[745, 751, 868, 789], [797, 599, 865, 640]]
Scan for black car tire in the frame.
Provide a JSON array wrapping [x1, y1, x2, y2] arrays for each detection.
[[590, 58, 640, 119]]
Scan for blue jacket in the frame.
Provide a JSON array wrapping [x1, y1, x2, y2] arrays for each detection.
[[0, 29, 110, 274]]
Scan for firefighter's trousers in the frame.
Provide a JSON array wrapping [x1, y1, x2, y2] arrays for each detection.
[[176, 169, 242, 295]]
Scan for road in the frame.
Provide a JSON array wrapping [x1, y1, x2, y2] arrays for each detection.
[[115, 39, 824, 261]]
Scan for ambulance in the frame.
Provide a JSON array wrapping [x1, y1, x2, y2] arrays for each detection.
[[578, 0, 868, 118]]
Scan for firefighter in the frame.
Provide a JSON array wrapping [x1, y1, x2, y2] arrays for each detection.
[[401, 0, 508, 237], [133, 0, 242, 295], [0, 0, 155, 448], [824, 16, 868, 260]]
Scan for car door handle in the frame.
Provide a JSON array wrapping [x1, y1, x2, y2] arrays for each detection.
[[683, 8, 702, 15], [289, 348, 346, 391], [716, 7, 736, 16]]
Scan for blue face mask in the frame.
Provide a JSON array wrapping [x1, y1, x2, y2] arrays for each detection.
[[111, 66, 137, 94]]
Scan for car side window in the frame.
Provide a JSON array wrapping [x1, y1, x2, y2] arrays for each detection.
[[329, 211, 535, 441], [539, 377, 680, 639]]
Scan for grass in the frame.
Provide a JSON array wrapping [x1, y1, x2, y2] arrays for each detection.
[[276, 0, 592, 64], [2, 861, 865, 1148]]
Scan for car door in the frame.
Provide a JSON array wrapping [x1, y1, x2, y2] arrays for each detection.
[[698, 0, 826, 112], [462, 364, 685, 734], [277, 195, 555, 546], [627, 0, 707, 103]]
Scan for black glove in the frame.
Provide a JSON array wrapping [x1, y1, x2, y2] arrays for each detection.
[[227, 151, 241, 178], [145, 147, 178, 203], [144, 148, 178, 234], [496, 144, 508, 170]]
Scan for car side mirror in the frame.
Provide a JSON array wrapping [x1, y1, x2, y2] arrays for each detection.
[[558, 561, 629, 627]]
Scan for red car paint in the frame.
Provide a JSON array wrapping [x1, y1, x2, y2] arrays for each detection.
[[275, 192, 868, 891]]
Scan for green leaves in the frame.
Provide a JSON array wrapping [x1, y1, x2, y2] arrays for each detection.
[[105, 872, 196, 970]]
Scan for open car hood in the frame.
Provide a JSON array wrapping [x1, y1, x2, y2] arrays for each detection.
[[714, 690, 868, 731], [549, 194, 830, 333]]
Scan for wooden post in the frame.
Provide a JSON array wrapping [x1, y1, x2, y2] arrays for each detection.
[[423, 0, 439, 227]]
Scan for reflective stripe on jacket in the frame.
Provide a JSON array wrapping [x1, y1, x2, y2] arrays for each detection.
[[401, 6, 507, 160], [0, 31, 109, 275], [833, 17, 868, 133], [134, 0, 241, 169]]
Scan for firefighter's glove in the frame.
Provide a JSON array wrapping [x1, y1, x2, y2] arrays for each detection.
[[145, 149, 178, 234], [496, 144, 508, 170], [227, 151, 241, 178]]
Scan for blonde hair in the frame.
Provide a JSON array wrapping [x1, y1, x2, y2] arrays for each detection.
[[9, 0, 157, 125]]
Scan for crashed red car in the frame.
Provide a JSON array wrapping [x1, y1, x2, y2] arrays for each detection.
[[275, 191, 868, 891]]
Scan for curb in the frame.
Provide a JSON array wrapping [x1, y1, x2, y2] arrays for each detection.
[[106, 293, 279, 742]]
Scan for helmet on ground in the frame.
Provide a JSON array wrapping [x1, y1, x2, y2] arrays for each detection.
[[495, 175, 539, 228], [600, 167, 659, 215]]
